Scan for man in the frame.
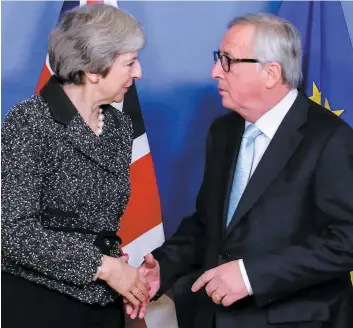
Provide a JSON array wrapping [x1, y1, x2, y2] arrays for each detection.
[[127, 13, 353, 328]]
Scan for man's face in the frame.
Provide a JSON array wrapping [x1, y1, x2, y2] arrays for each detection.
[[211, 24, 266, 115]]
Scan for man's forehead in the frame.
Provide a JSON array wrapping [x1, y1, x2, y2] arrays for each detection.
[[219, 24, 255, 54]]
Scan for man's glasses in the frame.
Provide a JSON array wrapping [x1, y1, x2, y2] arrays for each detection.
[[213, 51, 259, 72]]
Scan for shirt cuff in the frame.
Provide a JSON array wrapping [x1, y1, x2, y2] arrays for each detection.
[[239, 259, 253, 296]]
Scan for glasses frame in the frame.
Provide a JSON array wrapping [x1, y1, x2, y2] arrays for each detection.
[[213, 50, 260, 72]]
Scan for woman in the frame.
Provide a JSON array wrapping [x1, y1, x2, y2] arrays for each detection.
[[2, 3, 149, 328]]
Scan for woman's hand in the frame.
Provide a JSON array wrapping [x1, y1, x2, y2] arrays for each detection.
[[125, 253, 161, 319], [98, 255, 150, 306]]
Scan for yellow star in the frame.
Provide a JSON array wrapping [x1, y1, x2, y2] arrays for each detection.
[[308, 82, 344, 116]]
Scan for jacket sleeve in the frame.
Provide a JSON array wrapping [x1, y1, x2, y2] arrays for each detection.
[[244, 124, 353, 307], [152, 121, 218, 295], [1, 107, 103, 285]]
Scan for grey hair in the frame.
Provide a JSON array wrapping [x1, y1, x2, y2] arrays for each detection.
[[228, 13, 302, 88], [48, 3, 145, 84]]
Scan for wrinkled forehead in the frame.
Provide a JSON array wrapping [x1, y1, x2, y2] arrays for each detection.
[[219, 24, 256, 57]]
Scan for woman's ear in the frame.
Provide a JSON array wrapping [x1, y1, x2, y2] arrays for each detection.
[[85, 72, 100, 84]]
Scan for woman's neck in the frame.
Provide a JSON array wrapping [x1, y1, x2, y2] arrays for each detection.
[[63, 83, 101, 132]]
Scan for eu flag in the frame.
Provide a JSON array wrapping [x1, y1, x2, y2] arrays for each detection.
[[278, 1, 353, 126], [277, 1, 353, 283]]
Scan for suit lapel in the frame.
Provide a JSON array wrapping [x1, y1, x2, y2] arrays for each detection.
[[219, 114, 245, 238], [225, 94, 309, 237]]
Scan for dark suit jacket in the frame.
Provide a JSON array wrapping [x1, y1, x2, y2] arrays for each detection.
[[1, 76, 133, 305], [153, 93, 353, 328]]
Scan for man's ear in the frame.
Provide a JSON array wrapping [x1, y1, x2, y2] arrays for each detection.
[[264, 62, 283, 89]]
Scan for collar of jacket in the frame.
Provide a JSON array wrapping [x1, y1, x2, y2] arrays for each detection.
[[40, 75, 121, 130], [40, 75, 80, 126]]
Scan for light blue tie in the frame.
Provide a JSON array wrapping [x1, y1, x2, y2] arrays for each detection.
[[226, 124, 262, 226]]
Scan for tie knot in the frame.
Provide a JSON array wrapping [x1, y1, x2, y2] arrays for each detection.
[[243, 123, 262, 141]]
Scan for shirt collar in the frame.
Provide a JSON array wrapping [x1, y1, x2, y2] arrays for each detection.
[[246, 89, 298, 139]]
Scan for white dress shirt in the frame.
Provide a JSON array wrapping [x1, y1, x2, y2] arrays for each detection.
[[238, 89, 298, 295]]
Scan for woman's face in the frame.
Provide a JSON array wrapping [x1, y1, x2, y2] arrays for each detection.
[[97, 51, 142, 103]]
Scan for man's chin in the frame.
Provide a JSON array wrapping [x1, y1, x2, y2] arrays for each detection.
[[221, 98, 234, 110]]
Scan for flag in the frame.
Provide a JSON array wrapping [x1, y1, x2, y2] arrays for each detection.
[[35, 1, 178, 327], [277, 1, 353, 283]]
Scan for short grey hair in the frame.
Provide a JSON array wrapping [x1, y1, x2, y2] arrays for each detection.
[[48, 3, 145, 84], [228, 13, 302, 88]]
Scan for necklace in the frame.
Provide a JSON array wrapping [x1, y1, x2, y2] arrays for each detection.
[[96, 108, 104, 136]]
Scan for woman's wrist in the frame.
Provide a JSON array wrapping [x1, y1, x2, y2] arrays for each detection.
[[92, 265, 102, 281], [93, 255, 109, 281]]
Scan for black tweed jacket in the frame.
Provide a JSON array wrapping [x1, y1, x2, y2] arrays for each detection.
[[2, 76, 133, 305]]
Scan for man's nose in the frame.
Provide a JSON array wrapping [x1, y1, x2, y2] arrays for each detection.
[[211, 60, 223, 80]]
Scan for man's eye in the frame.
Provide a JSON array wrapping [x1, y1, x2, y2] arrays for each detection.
[[128, 62, 135, 67]]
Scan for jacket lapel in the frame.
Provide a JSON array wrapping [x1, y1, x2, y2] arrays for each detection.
[[40, 76, 127, 176], [225, 94, 309, 237], [219, 114, 245, 238], [63, 108, 125, 175]]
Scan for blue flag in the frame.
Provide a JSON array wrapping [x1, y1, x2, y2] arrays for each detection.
[[278, 1, 353, 283], [278, 1, 353, 126]]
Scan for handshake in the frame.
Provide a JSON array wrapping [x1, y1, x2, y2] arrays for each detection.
[[97, 253, 161, 320], [98, 252, 250, 319]]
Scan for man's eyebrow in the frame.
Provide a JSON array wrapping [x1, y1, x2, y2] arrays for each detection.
[[219, 49, 231, 56]]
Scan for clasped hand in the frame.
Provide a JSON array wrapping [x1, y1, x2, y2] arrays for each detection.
[[124, 253, 161, 319], [98, 254, 151, 306]]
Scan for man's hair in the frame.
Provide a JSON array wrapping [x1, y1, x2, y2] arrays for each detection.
[[228, 13, 302, 88]]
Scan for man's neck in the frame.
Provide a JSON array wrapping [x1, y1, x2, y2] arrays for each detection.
[[243, 85, 293, 123]]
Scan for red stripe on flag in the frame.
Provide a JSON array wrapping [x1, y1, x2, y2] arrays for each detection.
[[87, 0, 104, 4], [119, 154, 162, 246], [35, 64, 51, 95]]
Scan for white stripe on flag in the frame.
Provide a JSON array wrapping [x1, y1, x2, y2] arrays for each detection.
[[45, 55, 54, 75], [110, 103, 150, 164], [105, 0, 119, 6], [121, 223, 164, 268], [131, 133, 150, 164]]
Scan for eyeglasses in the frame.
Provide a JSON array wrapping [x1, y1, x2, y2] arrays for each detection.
[[213, 51, 260, 72]]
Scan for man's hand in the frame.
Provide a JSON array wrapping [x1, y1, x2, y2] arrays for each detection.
[[124, 253, 161, 319], [191, 260, 248, 307]]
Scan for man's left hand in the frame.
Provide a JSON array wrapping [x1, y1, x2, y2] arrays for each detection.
[[191, 260, 248, 307]]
